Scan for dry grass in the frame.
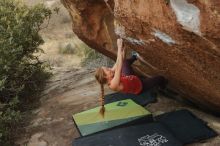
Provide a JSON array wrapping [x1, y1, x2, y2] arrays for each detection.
[[24, 0, 84, 68], [25, 0, 114, 69], [31, 0, 114, 69]]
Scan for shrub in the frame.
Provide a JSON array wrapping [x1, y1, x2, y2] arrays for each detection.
[[59, 43, 76, 54], [0, 0, 52, 145], [0, 98, 21, 146], [81, 44, 114, 68], [80, 43, 100, 64]]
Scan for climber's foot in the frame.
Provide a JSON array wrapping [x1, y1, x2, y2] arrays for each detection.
[[131, 51, 140, 60]]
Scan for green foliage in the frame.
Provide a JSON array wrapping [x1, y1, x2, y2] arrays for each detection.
[[81, 43, 101, 64], [53, 7, 60, 14], [83, 46, 100, 60], [81, 44, 114, 68], [59, 43, 75, 54], [0, 97, 21, 146], [0, 0, 52, 145], [0, 0, 51, 101]]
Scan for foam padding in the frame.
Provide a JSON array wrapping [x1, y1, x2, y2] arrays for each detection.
[[73, 122, 183, 146], [73, 99, 152, 136], [155, 109, 218, 144], [105, 90, 157, 106]]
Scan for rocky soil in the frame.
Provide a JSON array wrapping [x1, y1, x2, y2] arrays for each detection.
[[15, 66, 220, 146], [14, 1, 220, 146]]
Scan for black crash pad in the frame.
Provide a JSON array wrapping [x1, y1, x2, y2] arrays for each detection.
[[104, 90, 157, 106], [73, 122, 183, 146], [155, 109, 217, 144]]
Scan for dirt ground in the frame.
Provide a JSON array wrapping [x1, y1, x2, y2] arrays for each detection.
[[15, 1, 220, 146], [15, 66, 220, 146], [16, 67, 103, 146]]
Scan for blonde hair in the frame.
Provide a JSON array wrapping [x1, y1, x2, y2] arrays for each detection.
[[95, 67, 107, 117]]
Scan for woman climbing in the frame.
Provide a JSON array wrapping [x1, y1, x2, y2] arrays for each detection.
[[95, 38, 167, 116]]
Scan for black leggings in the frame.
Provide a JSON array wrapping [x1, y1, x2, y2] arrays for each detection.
[[121, 56, 167, 91]]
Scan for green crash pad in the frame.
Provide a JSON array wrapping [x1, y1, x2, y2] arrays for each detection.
[[73, 99, 152, 136]]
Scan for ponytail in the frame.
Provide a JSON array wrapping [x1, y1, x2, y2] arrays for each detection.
[[99, 83, 105, 117], [99, 84, 105, 117], [95, 67, 107, 117]]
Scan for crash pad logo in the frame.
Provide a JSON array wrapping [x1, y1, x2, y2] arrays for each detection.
[[116, 101, 128, 107], [138, 133, 168, 146]]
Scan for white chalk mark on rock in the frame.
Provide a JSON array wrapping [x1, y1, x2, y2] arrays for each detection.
[[125, 37, 145, 46], [114, 24, 126, 38], [114, 24, 145, 46], [152, 29, 176, 45], [170, 0, 201, 35]]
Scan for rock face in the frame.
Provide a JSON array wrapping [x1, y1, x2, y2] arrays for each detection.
[[61, 0, 220, 112]]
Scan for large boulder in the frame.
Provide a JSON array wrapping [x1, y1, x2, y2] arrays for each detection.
[[61, 0, 220, 112]]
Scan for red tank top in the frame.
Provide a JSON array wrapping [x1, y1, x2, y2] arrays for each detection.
[[120, 75, 143, 94]]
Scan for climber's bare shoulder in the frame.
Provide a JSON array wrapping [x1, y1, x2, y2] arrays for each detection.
[[108, 81, 123, 92]]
